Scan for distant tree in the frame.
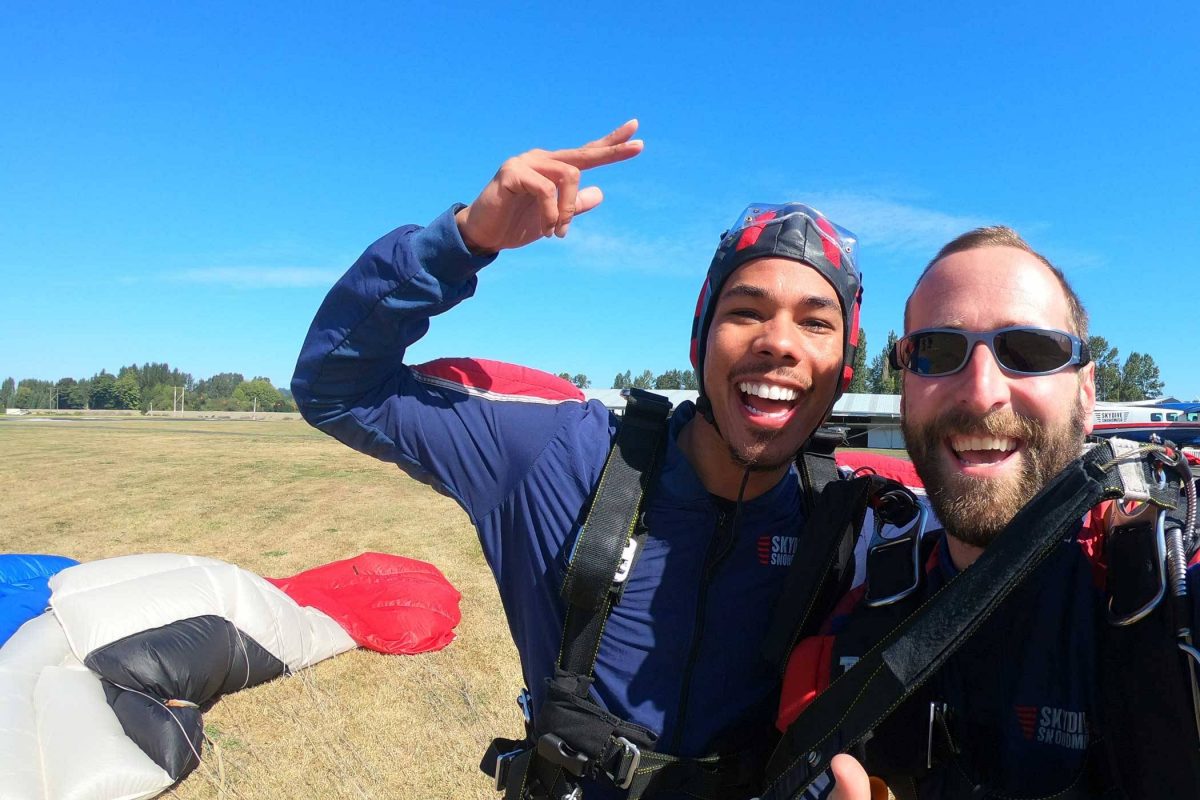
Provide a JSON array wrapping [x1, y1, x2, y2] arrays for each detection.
[[1088, 335, 1121, 402], [54, 378, 86, 409], [847, 329, 869, 393], [653, 368, 698, 390], [632, 369, 655, 389], [89, 371, 119, 409], [1118, 352, 1164, 401], [556, 372, 572, 383], [571, 374, 591, 389], [13, 379, 53, 408], [194, 372, 245, 409], [232, 378, 283, 411], [1, 377, 14, 408], [654, 370, 683, 390], [868, 331, 901, 394], [613, 370, 633, 389], [113, 372, 141, 409]]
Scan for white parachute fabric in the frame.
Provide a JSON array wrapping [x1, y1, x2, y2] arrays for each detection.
[[0, 554, 358, 800], [0, 613, 171, 800], [50, 553, 355, 671]]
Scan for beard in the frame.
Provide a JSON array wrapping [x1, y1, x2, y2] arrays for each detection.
[[902, 400, 1088, 548], [726, 431, 794, 473]]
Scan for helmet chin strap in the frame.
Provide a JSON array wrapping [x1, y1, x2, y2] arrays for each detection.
[[696, 393, 718, 429]]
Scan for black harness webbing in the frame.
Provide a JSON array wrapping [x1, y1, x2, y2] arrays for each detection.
[[483, 398, 857, 800], [760, 440, 1140, 800], [761, 475, 876, 674]]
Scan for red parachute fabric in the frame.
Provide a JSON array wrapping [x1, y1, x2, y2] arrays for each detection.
[[267, 553, 461, 655], [835, 451, 924, 489]]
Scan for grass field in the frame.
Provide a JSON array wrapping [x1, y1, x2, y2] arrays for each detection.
[[1, 415, 524, 800], [1, 414, 908, 799]]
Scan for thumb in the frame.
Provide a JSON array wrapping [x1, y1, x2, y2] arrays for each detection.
[[573, 186, 604, 216], [829, 754, 873, 800]]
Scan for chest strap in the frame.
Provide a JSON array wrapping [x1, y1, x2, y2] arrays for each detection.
[[760, 439, 1184, 800]]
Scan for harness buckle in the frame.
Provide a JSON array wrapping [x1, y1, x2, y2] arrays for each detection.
[[517, 688, 533, 724], [493, 749, 520, 791], [608, 736, 642, 790], [865, 500, 930, 608], [537, 733, 591, 777], [1107, 508, 1168, 626]]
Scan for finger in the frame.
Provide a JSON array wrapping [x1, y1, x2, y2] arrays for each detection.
[[829, 754, 872, 800], [551, 138, 644, 172], [580, 118, 639, 149], [514, 154, 584, 236], [557, 186, 603, 239], [573, 186, 604, 216], [500, 163, 560, 237]]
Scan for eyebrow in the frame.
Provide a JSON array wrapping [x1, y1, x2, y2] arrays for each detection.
[[720, 283, 840, 311]]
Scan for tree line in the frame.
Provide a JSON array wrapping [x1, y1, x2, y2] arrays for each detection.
[[0, 363, 297, 413], [576, 331, 1165, 401]]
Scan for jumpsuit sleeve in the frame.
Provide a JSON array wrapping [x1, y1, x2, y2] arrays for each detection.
[[290, 205, 573, 525]]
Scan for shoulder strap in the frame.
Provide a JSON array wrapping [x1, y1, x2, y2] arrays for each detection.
[[761, 441, 1128, 800], [558, 388, 672, 673], [761, 474, 874, 673], [797, 426, 845, 515]]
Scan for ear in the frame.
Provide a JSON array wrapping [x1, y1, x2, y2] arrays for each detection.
[[1078, 362, 1096, 434]]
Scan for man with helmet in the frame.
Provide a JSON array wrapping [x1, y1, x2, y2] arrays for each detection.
[[292, 120, 865, 800]]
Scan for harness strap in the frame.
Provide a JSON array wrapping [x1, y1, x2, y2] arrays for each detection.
[[761, 475, 876, 673], [797, 426, 845, 514], [761, 441, 1128, 800]]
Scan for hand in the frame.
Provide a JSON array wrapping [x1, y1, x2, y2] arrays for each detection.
[[454, 119, 643, 254], [828, 754, 876, 800]]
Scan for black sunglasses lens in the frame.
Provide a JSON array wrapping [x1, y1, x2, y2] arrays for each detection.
[[909, 331, 968, 375], [994, 329, 1073, 373]]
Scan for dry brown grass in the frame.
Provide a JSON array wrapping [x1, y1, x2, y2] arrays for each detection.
[[0, 416, 524, 799]]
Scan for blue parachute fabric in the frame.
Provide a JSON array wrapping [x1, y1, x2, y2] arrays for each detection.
[[0, 554, 79, 645]]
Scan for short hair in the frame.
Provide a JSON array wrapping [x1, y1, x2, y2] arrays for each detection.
[[903, 226, 1088, 339]]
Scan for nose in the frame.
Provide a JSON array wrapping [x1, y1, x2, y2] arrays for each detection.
[[754, 315, 801, 363], [954, 341, 1012, 413]]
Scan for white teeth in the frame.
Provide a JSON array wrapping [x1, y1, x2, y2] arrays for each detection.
[[950, 435, 1018, 452], [737, 382, 798, 401]]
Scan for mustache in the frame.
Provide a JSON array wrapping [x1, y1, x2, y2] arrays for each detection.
[[924, 407, 1045, 445], [729, 362, 808, 386]]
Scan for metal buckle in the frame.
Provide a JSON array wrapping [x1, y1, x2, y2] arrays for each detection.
[[517, 688, 533, 724], [609, 736, 642, 790], [1108, 508, 1168, 626], [493, 749, 519, 791], [865, 503, 930, 608]]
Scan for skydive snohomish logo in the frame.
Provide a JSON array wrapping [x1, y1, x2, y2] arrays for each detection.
[[1017, 705, 1088, 750], [758, 535, 799, 566]]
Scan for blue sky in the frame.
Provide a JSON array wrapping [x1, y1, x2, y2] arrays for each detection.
[[2, 2, 1197, 400]]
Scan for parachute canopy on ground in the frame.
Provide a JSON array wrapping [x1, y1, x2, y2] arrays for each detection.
[[0, 552, 461, 800]]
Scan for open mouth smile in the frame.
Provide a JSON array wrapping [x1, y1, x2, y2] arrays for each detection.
[[947, 434, 1020, 467], [737, 381, 801, 424]]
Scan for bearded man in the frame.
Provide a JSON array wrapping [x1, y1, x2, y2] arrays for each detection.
[[777, 226, 1200, 799]]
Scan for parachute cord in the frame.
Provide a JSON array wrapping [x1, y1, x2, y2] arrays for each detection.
[[102, 677, 209, 774], [1182, 466, 1197, 550], [1098, 442, 1169, 472], [234, 626, 252, 691]]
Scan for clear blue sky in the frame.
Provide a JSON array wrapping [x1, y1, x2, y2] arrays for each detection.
[[2, 2, 1197, 400]]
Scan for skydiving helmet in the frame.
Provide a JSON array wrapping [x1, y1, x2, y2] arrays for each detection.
[[689, 202, 863, 423]]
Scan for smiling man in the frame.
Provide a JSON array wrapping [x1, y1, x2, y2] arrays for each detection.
[[292, 122, 865, 800], [777, 226, 1200, 799]]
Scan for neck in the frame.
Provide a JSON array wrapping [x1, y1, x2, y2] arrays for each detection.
[[677, 416, 790, 501], [945, 535, 985, 571]]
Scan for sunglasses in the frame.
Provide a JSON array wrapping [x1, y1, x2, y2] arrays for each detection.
[[889, 326, 1091, 377]]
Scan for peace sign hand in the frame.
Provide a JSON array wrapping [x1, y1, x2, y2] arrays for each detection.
[[454, 120, 643, 255]]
